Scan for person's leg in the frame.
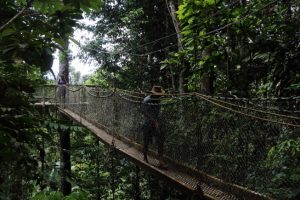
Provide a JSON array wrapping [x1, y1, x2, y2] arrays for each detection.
[[143, 124, 151, 162], [61, 86, 66, 106], [157, 127, 165, 158], [157, 128, 167, 169], [58, 86, 63, 105]]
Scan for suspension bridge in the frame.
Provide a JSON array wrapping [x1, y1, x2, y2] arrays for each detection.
[[34, 85, 300, 200]]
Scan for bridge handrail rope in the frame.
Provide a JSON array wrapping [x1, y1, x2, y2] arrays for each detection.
[[117, 88, 299, 121], [116, 90, 300, 127], [246, 100, 300, 114], [117, 88, 196, 101], [194, 93, 300, 128], [117, 88, 193, 98], [86, 87, 115, 98], [117, 88, 299, 120], [42, 85, 299, 121], [199, 93, 300, 121], [37, 85, 298, 199], [65, 85, 84, 92], [88, 87, 300, 101], [40, 85, 300, 127], [64, 85, 118, 149], [64, 85, 115, 99], [216, 96, 300, 101], [117, 91, 190, 106], [215, 96, 300, 114], [116, 89, 300, 127]]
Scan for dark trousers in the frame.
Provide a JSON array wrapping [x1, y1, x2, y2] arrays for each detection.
[[142, 122, 165, 158], [58, 85, 66, 105]]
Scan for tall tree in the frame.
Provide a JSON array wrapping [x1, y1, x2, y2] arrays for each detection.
[[83, 0, 177, 91], [0, 0, 101, 198], [166, 0, 186, 93]]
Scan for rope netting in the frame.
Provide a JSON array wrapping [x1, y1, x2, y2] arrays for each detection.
[[35, 85, 300, 199]]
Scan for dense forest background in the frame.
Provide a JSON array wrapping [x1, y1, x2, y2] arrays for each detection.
[[0, 0, 299, 199]]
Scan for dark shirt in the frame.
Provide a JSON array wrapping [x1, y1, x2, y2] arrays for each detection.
[[142, 95, 161, 124], [58, 78, 66, 85]]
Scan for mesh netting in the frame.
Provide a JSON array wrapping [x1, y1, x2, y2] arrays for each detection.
[[35, 86, 300, 199]]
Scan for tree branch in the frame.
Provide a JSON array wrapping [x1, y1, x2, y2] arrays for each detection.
[[0, 7, 26, 32]]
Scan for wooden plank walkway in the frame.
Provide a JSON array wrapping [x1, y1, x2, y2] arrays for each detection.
[[60, 108, 272, 200]]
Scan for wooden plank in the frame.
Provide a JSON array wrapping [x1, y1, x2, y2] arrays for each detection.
[[60, 108, 247, 200]]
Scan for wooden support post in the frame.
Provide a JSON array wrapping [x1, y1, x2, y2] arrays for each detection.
[[193, 181, 205, 199], [95, 139, 101, 200], [133, 165, 141, 200], [42, 86, 45, 107], [59, 114, 71, 196]]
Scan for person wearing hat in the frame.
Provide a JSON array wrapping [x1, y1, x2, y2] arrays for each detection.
[[142, 85, 168, 169]]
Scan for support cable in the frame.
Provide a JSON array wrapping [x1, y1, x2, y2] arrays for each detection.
[[80, 0, 277, 58], [194, 93, 300, 128]]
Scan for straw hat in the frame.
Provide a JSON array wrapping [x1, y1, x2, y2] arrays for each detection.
[[150, 85, 165, 95]]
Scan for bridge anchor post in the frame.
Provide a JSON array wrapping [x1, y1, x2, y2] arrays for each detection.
[[191, 181, 205, 200]]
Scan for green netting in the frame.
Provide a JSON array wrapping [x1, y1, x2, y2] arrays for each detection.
[[35, 85, 300, 199]]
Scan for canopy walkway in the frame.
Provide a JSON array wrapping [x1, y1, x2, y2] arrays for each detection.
[[34, 85, 300, 200]]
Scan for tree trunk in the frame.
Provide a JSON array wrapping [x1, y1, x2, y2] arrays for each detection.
[[59, 42, 70, 81], [200, 48, 215, 95], [95, 139, 101, 200], [133, 165, 141, 200], [10, 174, 22, 200], [164, 5, 176, 92], [59, 41, 71, 196], [167, 0, 183, 50], [60, 125, 71, 196], [167, 0, 185, 93]]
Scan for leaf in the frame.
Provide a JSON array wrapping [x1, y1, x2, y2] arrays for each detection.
[[53, 38, 66, 47], [1, 28, 16, 37], [2, 46, 16, 54], [69, 37, 81, 46], [203, 0, 215, 6], [188, 16, 195, 24], [16, 0, 27, 6], [31, 191, 64, 200]]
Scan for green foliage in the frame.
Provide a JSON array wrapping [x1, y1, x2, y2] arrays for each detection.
[[1, 0, 299, 199], [32, 191, 64, 200], [0, 0, 103, 73], [31, 190, 89, 200], [82, 0, 176, 90], [262, 138, 300, 199], [172, 0, 300, 96], [0, 0, 102, 198]]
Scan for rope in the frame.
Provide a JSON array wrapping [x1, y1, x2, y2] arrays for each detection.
[[117, 90, 299, 121], [37, 85, 300, 125], [194, 93, 300, 128], [200, 94, 300, 121], [41, 85, 299, 199], [118, 93, 142, 104], [117, 88, 193, 98], [86, 89, 115, 98], [116, 88, 146, 95], [245, 100, 300, 114], [216, 96, 300, 101], [117, 92, 186, 106], [117, 91, 145, 100], [65, 85, 84, 92]]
